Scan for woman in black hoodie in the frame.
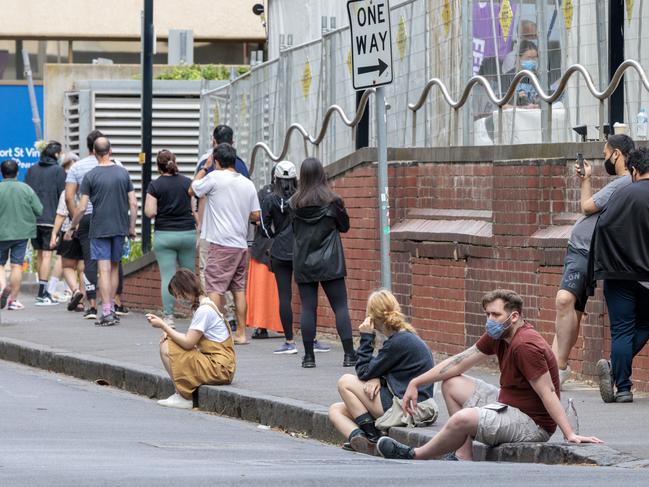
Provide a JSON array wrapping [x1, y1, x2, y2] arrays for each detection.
[[291, 158, 356, 368]]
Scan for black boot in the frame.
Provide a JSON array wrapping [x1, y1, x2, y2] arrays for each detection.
[[302, 353, 316, 368], [347, 428, 377, 456], [342, 339, 357, 367], [355, 413, 381, 443]]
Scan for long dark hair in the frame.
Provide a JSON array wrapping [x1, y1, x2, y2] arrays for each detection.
[[156, 149, 179, 175], [291, 158, 339, 208], [168, 269, 205, 309]]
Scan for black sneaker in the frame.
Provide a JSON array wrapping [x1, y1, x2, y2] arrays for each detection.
[[84, 307, 98, 320], [66, 291, 84, 312], [115, 305, 130, 316], [0, 287, 10, 309], [615, 390, 633, 403], [95, 312, 118, 327], [228, 319, 238, 332], [376, 437, 415, 460], [343, 352, 358, 367], [301, 354, 316, 368], [349, 429, 378, 456], [596, 359, 615, 403]]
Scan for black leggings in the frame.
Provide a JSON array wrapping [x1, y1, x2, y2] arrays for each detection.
[[271, 259, 294, 341], [297, 277, 353, 344]]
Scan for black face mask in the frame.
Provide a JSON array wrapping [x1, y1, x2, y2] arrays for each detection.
[[604, 154, 617, 176]]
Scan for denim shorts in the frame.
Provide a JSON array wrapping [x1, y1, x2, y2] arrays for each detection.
[[464, 378, 550, 446], [90, 236, 124, 263], [0, 239, 28, 266], [559, 245, 589, 312]]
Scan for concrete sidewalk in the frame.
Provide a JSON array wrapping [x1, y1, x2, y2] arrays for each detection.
[[1, 300, 648, 467]]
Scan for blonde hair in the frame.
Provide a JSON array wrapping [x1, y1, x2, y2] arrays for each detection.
[[366, 289, 416, 335]]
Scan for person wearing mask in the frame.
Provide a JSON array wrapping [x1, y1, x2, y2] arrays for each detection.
[[330, 290, 435, 455], [290, 158, 355, 368], [0, 160, 43, 311], [195, 125, 250, 331], [146, 269, 236, 409], [501, 20, 538, 74], [552, 134, 634, 388], [144, 150, 198, 327], [503, 40, 540, 107], [590, 147, 649, 404], [67, 137, 137, 326], [24, 141, 66, 306], [49, 152, 86, 313], [376, 290, 603, 461], [246, 167, 283, 340]]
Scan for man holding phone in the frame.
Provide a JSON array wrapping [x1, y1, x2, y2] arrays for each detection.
[[552, 135, 634, 391], [376, 290, 602, 461]]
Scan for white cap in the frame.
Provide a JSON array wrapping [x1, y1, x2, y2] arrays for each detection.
[[274, 160, 297, 179]]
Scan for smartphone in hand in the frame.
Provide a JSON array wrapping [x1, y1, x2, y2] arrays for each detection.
[[576, 152, 585, 176]]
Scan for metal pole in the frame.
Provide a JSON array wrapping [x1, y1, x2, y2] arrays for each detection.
[[536, 0, 549, 143], [461, 0, 472, 146], [376, 87, 391, 291], [21, 50, 43, 141], [141, 0, 154, 253]]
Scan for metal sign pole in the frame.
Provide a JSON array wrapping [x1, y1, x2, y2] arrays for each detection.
[[375, 86, 391, 291]]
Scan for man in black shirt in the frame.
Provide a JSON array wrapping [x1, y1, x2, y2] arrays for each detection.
[[591, 147, 649, 403], [68, 138, 137, 326]]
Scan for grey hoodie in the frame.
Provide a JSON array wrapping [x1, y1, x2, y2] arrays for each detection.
[[24, 155, 66, 226]]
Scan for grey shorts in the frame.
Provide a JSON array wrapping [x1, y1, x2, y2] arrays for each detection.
[[463, 377, 551, 446], [559, 245, 589, 313]]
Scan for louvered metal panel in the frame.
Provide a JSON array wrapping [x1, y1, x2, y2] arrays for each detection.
[[62, 79, 228, 237]]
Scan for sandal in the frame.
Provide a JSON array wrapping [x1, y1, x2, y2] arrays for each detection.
[[251, 328, 269, 339]]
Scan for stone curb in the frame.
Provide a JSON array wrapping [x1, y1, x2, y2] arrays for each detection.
[[0, 337, 640, 467]]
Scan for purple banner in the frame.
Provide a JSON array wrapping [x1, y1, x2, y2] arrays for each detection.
[[472, 2, 518, 74]]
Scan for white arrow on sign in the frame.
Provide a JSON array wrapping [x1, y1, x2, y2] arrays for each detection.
[[347, 0, 394, 90]]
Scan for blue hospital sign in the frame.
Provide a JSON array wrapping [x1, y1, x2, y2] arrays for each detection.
[[0, 84, 44, 181]]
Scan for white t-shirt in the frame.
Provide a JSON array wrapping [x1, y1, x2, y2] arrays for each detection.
[[189, 302, 230, 343], [191, 169, 260, 249]]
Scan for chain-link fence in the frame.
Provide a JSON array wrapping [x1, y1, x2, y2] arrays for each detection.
[[201, 0, 649, 184]]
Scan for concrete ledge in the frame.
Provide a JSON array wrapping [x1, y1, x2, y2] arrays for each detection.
[[0, 336, 640, 467], [388, 426, 638, 466]]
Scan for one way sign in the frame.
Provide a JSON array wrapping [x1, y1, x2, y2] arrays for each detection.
[[347, 0, 393, 90]]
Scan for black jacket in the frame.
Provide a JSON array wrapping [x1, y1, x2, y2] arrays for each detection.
[[249, 184, 273, 266], [291, 199, 349, 284], [24, 155, 66, 226], [590, 179, 649, 283], [261, 192, 295, 262]]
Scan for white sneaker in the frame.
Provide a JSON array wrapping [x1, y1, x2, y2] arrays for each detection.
[[163, 314, 176, 329], [8, 300, 25, 310], [559, 365, 572, 390], [157, 393, 192, 409]]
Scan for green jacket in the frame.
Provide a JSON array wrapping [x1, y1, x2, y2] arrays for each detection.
[[0, 179, 43, 241]]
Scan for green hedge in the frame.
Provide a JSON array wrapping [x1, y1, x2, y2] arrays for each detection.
[[156, 64, 250, 81]]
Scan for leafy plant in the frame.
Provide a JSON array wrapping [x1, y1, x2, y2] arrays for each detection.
[[155, 64, 250, 81]]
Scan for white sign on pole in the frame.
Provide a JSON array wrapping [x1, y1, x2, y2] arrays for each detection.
[[347, 0, 393, 90]]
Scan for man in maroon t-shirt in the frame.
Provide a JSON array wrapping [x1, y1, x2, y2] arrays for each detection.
[[377, 290, 602, 461]]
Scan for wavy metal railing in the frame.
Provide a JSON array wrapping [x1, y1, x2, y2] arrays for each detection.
[[248, 59, 649, 174], [409, 59, 649, 146], [248, 88, 375, 176]]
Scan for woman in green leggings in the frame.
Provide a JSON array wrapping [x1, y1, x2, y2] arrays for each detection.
[[145, 150, 198, 326]]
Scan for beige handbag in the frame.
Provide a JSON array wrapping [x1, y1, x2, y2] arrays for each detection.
[[375, 383, 439, 431]]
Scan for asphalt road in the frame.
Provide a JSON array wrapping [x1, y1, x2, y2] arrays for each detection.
[[1, 360, 647, 487]]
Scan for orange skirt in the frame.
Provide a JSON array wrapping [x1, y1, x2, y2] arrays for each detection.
[[246, 257, 283, 333]]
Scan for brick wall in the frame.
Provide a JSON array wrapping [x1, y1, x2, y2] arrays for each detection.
[[122, 153, 649, 391]]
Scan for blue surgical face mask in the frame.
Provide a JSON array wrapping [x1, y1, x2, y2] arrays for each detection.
[[485, 314, 513, 340], [521, 59, 538, 71]]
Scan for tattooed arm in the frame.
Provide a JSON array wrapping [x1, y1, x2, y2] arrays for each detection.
[[402, 346, 489, 416]]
